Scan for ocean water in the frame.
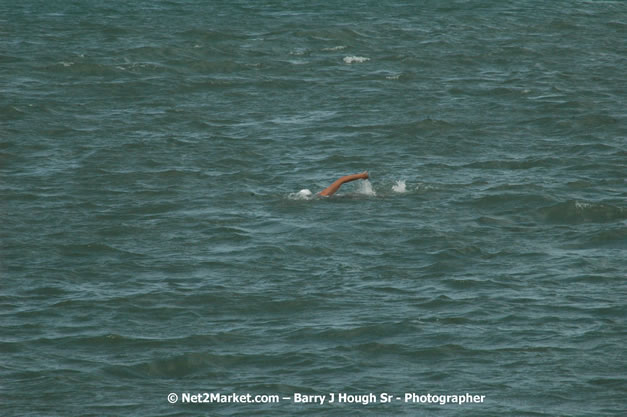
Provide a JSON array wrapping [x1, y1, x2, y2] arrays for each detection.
[[1, 0, 626, 416]]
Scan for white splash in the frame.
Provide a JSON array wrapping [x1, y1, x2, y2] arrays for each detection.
[[288, 189, 314, 200], [357, 180, 376, 196], [343, 56, 370, 64], [575, 201, 591, 210], [392, 180, 407, 193]]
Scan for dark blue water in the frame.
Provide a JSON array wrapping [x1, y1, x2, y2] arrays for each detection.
[[2, 1, 626, 416]]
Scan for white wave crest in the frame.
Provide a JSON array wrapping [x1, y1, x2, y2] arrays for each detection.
[[343, 56, 370, 64], [575, 201, 592, 210], [323, 45, 346, 51]]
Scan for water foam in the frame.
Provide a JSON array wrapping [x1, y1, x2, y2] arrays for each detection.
[[392, 180, 407, 193], [343, 56, 370, 64]]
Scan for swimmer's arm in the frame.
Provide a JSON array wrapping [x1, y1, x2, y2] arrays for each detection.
[[318, 172, 369, 196]]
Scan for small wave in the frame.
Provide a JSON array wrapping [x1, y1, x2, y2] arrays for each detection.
[[322, 45, 346, 51], [566, 227, 627, 250], [289, 48, 309, 56], [392, 180, 407, 193], [464, 158, 559, 170], [538, 200, 626, 224], [288, 189, 314, 200], [1, 105, 26, 120], [111, 352, 225, 378], [415, 182, 437, 192], [343, 56, 370, 64]]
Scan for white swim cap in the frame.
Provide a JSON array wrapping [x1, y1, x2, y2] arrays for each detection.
[[298, 189, 313, 197]]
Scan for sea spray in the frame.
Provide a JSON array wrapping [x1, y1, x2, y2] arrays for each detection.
[[357, 179, 376, 196], [392, 180, 407, 193]]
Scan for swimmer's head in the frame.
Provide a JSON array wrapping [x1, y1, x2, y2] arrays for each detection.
[[288, 189, 314, 200]]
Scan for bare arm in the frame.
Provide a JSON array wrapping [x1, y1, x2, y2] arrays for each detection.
[[318, 171, 369, 196]]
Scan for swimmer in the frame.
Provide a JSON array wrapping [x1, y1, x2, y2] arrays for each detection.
[[318, 171, 369, 196]]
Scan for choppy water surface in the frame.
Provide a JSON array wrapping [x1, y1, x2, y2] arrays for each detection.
[[2, 1, 626, 416]]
